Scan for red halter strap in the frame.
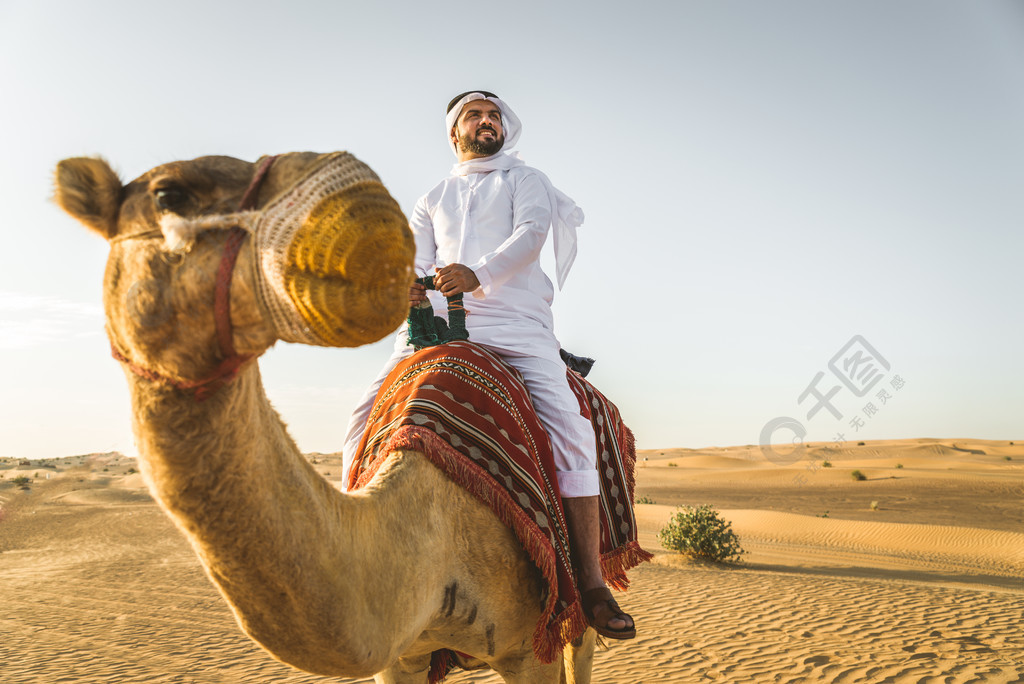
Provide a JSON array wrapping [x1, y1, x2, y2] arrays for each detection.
[[111, 155, 280, 401]]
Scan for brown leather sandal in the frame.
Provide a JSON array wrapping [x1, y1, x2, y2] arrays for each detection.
[[581, 587, 636, 640]]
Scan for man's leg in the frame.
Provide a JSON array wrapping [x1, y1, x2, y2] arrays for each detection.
[[341, 343, 413, 488], [561, 495, 633, 634], [561, 496, 608, 592], [501, 353, 635, 637]]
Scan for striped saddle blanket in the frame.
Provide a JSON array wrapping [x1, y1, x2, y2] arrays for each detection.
[[347, 341, 650, 669]]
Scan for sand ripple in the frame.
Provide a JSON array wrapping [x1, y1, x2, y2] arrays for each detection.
[[2, 443, 1022, 683]]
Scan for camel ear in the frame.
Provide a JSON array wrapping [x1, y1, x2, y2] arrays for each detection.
[[54, 157, 124, 239]]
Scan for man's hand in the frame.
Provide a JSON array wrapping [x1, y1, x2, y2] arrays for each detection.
[[409, 281, 428, 306], [434, 264, 480, 297]]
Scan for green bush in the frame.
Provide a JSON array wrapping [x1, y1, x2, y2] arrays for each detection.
[[851, 470, 866, 481], [822, 460, 832, 468], [658, 505, 744, 563], [635, 495, 655, 505]]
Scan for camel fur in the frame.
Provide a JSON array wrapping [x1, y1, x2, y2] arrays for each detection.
[[55, 152, 596, 683]]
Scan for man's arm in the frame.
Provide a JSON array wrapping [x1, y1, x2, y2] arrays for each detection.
[[408, 196, 437, 305], [464, 171, 552, 298]]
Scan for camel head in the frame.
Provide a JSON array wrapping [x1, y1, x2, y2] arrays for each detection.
[[55, 152, 414, 394]]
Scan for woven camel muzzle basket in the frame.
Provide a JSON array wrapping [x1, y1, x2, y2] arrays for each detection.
[[252, 152, 415, 348]]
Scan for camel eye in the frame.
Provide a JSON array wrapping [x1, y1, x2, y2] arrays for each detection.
[[154, 186, 188, 211]]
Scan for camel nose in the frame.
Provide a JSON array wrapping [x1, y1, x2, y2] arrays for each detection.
[[283, 180, 414, 347]]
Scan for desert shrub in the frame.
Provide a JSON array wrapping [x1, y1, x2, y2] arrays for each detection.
[[635, 495, 655, 505], [870, 500, 879, 510], [896, 463, 903, 469], [851, 470, 866, 481], [822, 460, 832, 468], [658, 505, 744, 563], [1005, 456, 1012, 461], [11, 476, 30, 486], [857, 441, 865, 446], [667, 462, 678, 468]]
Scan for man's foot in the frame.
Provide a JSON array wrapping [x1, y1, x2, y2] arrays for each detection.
[[581, 587, 636, 640]]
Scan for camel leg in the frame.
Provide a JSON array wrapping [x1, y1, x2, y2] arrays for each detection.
[[376, 653, 561, 684], [491, 654, 562, 683], [560, 628, 597, 684], [374, 653, 431, 684]]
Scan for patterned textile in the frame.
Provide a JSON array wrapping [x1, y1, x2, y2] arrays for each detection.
[[348, 341, 651, 673]]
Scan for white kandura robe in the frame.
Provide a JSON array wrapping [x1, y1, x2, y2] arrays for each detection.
[[341, 163, 599, 496]]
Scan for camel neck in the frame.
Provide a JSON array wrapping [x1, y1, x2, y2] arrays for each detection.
[[122, 362, 403, 674]]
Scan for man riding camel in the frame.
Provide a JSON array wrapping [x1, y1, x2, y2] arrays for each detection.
[[342, 90, 635, 640]]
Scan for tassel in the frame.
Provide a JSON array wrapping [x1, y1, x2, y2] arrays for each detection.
[[428, 649, 456, 683]]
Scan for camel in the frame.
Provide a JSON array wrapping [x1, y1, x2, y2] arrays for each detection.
[[55, 151, 599, 683]]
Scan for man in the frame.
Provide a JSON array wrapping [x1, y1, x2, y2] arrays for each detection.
[[342, 90, 634, 639]]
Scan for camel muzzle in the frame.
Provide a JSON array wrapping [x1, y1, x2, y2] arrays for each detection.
[[109, 152, 413, 400], [253, 152, 415, 347]]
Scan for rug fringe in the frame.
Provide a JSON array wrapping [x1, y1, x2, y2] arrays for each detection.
[[621, 425, 639, 498], [357, 356, 653, 677], [546, 600, 589, 661], [428, 649, 456, 684], [602, 541, 655, 591], [385, 427, 563, 664]]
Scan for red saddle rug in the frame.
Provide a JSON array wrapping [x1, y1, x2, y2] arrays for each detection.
[[348, 341, 651, 674]]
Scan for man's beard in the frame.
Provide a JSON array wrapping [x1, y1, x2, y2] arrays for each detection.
[[460, 129, 504, 156]]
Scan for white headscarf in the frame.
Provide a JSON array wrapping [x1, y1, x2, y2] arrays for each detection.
[[446, 93, 582, 290]]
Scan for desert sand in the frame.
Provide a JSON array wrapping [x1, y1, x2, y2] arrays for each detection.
[[1, 438, 1022, 683]]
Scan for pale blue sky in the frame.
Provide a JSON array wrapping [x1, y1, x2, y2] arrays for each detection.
[[1, 0, 1021, 459]]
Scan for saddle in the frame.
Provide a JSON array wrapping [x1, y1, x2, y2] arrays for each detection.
[[347, 282, 651, 677]]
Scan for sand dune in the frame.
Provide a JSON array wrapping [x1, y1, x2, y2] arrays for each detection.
[[1, 439, 1022, 682]]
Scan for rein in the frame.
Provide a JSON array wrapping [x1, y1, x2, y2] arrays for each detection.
[[110, 154, 280, 401]]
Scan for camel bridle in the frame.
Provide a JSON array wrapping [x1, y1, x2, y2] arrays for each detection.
[[109, 155, 279, 401]]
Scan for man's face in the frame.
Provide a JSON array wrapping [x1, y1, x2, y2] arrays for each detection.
[[452, 100, 504, 157]]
